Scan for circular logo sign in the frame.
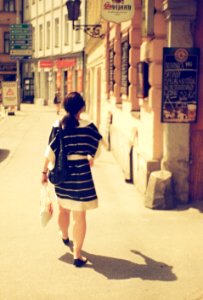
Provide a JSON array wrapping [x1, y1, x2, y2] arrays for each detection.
[[174, 48, 189, 62]]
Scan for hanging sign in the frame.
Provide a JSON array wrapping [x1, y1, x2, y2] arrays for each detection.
[[101, 0, 135, 23], [161, 47, 200, 123]]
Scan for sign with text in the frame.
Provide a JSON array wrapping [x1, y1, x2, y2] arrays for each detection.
[[2, 81, 18, 106], [101, 0, 135, 23], [161, 47, 200, 123], [10, 24, 32, 59]]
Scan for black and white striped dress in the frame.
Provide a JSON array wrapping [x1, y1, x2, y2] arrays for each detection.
[[45, 119, 102, 211]]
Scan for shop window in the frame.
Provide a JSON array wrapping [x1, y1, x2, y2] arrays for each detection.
[[4, 0, 15, 12], [4, 32, 10, 54], [121, 38, 130, 96], [109, 48, 115, 93]]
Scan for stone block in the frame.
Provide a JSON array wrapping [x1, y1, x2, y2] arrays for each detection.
[[145, 170, 175, 210]]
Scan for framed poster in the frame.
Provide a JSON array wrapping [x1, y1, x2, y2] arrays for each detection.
[[161, 47, 200, 123], [2, 81, 18, 106]]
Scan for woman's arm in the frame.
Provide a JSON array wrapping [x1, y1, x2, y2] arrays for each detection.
[[41, 157, 50, 184]]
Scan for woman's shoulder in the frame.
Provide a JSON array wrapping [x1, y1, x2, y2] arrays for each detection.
[[78, 119, 92, 128]]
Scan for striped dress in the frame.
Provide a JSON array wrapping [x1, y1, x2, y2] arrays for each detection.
[[45, 119, 102, 211]]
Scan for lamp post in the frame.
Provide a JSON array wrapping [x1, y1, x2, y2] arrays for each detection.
[[66, 0, 104, 39], [16, 0, 21, 111]]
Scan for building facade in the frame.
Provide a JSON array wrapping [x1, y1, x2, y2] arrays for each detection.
[[85, 0, 203, 204], [23, 0, 85, 105], [0, 0, 21, 103]]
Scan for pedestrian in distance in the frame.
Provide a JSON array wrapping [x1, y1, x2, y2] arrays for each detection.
[[53, 92, 61, 115], [41, 92, 102, 267]]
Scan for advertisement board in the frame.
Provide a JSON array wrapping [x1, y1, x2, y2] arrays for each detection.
[[2, 81, 18, 106], [161, 47, 200, 123]]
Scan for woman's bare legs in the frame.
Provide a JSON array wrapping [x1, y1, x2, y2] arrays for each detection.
[[72, 211, 86, 260], [58, 205, 70, 240]]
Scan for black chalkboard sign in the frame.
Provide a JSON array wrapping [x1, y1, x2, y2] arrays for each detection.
[[161, 47, 200, 123]]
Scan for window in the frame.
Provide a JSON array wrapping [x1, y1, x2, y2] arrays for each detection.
[[4, 32, 10, 54], [109, 48, 115, 92], [39, 24, 43, 51], [4, 0, 15, 12], [75, 20, 81, 44], [64, 15, 69, 46], [55, 18, 59, 48], [32, 27, 35, 52], [121, 39, 130, 96], [25, 0, 29, 8], [46, 21, 51, 49]]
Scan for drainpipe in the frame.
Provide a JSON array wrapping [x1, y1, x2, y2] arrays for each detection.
[[16, 0, 21, 111]]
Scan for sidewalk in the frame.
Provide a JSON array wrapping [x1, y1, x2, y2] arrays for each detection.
[[0, 103, 203, 300]]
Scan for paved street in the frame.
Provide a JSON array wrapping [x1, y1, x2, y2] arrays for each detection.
[[0, 103, 203, 300]]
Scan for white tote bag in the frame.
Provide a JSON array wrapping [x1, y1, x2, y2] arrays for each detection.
[[40, 183, 53, 227]]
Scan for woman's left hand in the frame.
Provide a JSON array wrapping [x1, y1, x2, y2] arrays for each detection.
[[89, 158, 94, 167], [41, 173, 48, 184]]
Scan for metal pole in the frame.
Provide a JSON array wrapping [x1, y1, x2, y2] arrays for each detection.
[[16, 0, 21, 111]]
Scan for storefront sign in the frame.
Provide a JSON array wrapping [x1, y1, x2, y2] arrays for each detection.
[[2, 81, 18, 106], [56, 59, 76, 69], [39, 60, 54, 68], [101, 0, 135, 23], [161, 47, 200, 123], [39, 59, 76, 69]]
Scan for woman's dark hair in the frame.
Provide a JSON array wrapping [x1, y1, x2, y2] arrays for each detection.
[[62, 92, 85, 129]]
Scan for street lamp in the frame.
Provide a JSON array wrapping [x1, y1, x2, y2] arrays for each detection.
[[66, 0, 104, 39]]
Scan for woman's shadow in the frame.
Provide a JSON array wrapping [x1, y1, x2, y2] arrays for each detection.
[[0, 149, 10, 163], [59, 249, 177, 281]]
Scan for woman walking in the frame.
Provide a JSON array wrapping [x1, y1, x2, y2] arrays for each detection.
[[41, 92, 102, 267], [53, 92, 61, 115]]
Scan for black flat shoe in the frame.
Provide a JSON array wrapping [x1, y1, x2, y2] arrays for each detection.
[[73, 258, 87, 267], [62, 238, 70, 246]]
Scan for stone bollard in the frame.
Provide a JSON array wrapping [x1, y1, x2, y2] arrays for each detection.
[[145, 170, 174, 210]]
